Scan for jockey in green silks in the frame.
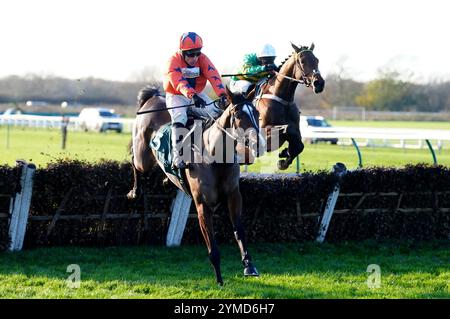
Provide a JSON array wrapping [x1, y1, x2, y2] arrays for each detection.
[[230, 44, 278, 97]]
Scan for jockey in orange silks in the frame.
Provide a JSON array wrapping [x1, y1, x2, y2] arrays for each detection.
[[163, 32, 228, 169]]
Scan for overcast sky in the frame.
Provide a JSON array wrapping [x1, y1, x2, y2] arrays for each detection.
[[1, 0, 449, 83]]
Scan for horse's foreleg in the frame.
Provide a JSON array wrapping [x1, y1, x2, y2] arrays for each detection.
[[278, 133, 304, 170], [227, 187, 259, 277], [197, 202, 223, 285]]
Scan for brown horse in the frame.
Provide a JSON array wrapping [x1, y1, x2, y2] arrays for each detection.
[[251, 43, 325, 170], [128, 86, 261, 285]]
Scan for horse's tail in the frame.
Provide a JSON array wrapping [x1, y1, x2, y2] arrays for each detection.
[[137, 85, 161, 110]]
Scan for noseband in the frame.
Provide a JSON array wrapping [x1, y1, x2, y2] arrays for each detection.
[[293, 50, 321, 87], [229, 102, 260, 145]]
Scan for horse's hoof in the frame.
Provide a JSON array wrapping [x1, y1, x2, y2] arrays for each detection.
[[126, 190, 137, 200], [217, 281, 224, 287], [278, 148, 289, 158], [277, 160, 289, 170], [244, 266, 259, 277]]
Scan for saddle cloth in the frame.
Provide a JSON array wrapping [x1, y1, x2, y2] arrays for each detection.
[[149, 118, 211, 193], [149, 123, 180, 180]]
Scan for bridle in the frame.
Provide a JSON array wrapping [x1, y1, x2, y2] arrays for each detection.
[[229, 101, 261, 147], [183, 100, 263, 164], [204, 101, 260, 145], [294, 50, 321, 87], [257, 49, 321, 107], [273, 49, 321, 87]]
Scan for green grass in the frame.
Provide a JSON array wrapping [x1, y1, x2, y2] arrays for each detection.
[[247, 120, 450, 172], [247, 143, 450, 173], [1, 122, 449, 171], [0, 126, 131, 167], [330, 120, 450, 130], [1, 122, 449, 299], [0, 241, 448, 298]]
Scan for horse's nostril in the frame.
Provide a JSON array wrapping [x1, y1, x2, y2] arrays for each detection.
[[314, 80, 324, 90]]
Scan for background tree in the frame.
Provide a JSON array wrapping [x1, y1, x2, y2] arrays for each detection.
[[355, 70, 413, 111]]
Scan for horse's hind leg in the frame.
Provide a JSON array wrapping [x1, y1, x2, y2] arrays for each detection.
[[196, 202, 223, 285], [278, 147, 289, 159], [127, 129, 155, 200], [278, 132, 304, 170], [227, 187, 259, 277], [127, 159, 142, 200], [278, 106, 304, 170]]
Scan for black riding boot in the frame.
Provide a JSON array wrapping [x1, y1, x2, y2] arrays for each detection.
[[171, 122, 187, 170]]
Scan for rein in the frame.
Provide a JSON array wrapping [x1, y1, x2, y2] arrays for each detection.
[[176, 102, 244, 155], [203, 102, 252, 143], [221, 71, 267, 77], [136, 99, 220, 115], [273, 70, 305, 84]]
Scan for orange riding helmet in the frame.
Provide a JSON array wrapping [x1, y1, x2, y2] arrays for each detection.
[[179, 32, 203, 51]]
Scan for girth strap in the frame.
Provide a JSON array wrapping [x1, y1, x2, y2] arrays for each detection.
[[256, 94, 292, 106]]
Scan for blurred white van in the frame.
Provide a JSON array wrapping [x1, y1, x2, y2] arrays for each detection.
[[300, 115, 338, 144], [78, 107, 123, 133]]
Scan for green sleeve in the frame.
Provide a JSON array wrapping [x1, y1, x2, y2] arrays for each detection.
[[232, 53, 267, 81], [241, 53, 265, 74]]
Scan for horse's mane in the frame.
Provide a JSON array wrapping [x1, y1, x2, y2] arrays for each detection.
[[277, 46, 310, 69], [137, 85, 161, 110], [278, 53, 293, 69]]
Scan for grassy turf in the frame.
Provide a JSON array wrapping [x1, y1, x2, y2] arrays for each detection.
[[0, 241, 448, 298], [246, 143, 450, 173], [330, 121, 450, 130], [1, 123, 448, 299], [246, 120, 450, 172], [0, 123, 449, 171], [0, 126, 131, 167]]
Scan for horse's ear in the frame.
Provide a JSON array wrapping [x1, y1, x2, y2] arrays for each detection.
[[291, 42, 301, 53], [225, 85, 235, 103], [310, 43, 315, 51]]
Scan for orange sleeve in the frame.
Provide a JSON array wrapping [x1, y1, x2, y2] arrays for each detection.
[[166, 55, 196, 98], [200, 55, 226, 97]]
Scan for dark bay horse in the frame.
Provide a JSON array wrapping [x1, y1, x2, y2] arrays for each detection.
[[252, 43, 325, 170], [128, 86, 261, 285]]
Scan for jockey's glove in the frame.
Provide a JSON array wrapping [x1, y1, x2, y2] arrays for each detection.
[[264, 64, 277, 72], [192, 94, 206, 108]]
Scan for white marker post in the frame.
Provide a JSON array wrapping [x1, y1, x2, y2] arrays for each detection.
[[9, 160, 36, 251], [166, 190, 192, 247], [316, 162, 347, 243]]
